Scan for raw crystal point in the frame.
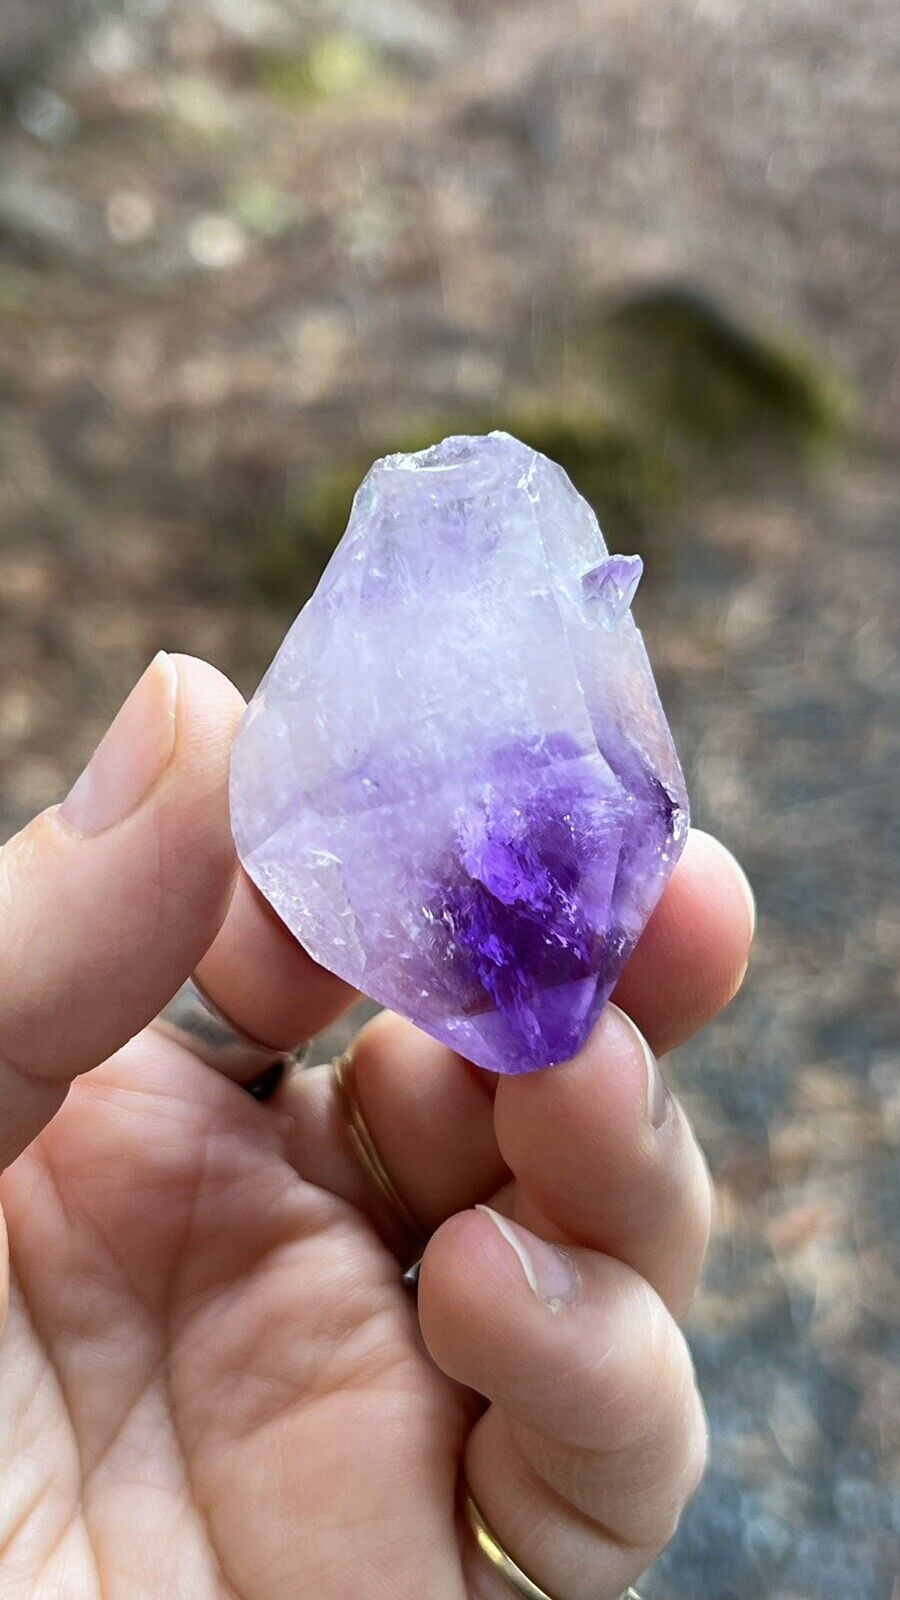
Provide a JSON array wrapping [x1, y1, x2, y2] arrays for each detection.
[[582, 554, 644, 630], [231, 432, 689, 1074]]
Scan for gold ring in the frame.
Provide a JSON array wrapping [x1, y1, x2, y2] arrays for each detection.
[[331, 1052, 427, 1242], [463, 1485, 643, 1600]]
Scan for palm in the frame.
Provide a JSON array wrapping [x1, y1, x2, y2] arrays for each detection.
[[0, 1035, 470, 1600]]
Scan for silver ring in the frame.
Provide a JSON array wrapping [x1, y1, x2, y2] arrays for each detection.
[[156, 979, 298, 1085]]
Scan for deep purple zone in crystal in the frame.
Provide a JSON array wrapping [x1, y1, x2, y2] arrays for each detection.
[[424, 731, 678, 1067]]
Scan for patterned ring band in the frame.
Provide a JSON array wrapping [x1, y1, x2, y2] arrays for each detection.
[[331, 1050, 428, 1244], [463, 1486, 643, 1600], [156, 978, 296, 1093]]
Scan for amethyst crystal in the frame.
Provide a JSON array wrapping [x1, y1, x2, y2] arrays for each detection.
[[582, 554, 644, 629], [230, 432, 689, 1074]]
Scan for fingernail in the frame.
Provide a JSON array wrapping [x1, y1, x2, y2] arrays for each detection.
[[476, 1205, 580, 1313], [608, 1003, 671, 1130], [59, 652, 178, 838]]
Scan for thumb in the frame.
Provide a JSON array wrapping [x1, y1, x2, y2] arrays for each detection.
[[0, 653, 244, 1171]]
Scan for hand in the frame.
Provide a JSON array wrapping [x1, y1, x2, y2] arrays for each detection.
[[0, 653, 754, 1600]]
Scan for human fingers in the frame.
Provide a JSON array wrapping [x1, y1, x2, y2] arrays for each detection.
[[420, 1208, 707, 1600], [612, 827, 754, 1054], [275, 831, 750, 1260], [192, 868, 355, 1065], [493, 1003, 713, 1318], [0, 652, 243, 1173]]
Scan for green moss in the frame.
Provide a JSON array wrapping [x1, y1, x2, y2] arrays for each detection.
[[227, 180, 302, 239], [580, 284, 854, 463], [0, 268, 30, 315], [254, 478, 350, 604], [249, 287, 853, 603], [252, 404, 678, 601], [508, 404, 679, 538], [161, 73, 238, 148], [255, 32, 393, 110]]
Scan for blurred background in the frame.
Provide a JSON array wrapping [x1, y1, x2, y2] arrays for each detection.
[[0, 1, 897, 1595]]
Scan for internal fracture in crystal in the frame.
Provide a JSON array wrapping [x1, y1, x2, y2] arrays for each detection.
[[231, 432, 689, 1074]]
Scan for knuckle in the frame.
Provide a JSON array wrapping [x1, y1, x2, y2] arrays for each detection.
[[604, 1277, 690, 1449], [683, 1391, 711, 1499], [689, 1139, 715, 1258], [0, 815, 69, 1082], [649, 1354, 709, 1545], [669, 1099, 716, 1272], [667, 1331, 708, 1499]]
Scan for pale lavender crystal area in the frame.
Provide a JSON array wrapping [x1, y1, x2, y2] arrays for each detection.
[[231, 432, 689, 1074], [582, 554, 644, 630]]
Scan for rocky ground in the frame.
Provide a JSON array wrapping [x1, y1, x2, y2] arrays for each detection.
[[1, 2, 897, 1596]]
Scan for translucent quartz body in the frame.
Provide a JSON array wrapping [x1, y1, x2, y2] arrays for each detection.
[[231, 433, 689, 1074]]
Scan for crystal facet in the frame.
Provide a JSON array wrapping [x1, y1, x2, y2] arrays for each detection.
[[231, 432, 689, 1074], [582, 554, 644, 629]]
